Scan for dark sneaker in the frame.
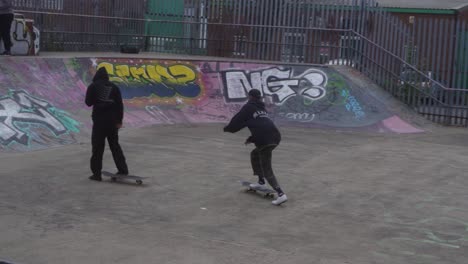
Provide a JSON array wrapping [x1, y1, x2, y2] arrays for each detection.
[[1, 51, 11, 56], [116, 171, 128, 176], [89, 175, 102, 181]]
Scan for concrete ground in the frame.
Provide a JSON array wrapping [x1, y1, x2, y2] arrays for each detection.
[[1, 124, 468, 264]]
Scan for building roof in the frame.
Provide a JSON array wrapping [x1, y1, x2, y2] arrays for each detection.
[[376, 0, 468, 10]]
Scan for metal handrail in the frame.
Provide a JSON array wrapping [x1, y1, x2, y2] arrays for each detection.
[[352, 31, 463, 92]]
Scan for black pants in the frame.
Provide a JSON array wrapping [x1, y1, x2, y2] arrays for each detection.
[[90, 122, 128, 176], [0, 13, 13, 51], [251, 144, 281, 190]]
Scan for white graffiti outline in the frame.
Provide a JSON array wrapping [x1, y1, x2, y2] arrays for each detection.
[[145, 105, 174, 124], [0, 90, 69, 145], [297, 69, 328, 100], [222, 67, 327, 104], [278, 112, 316, 122]]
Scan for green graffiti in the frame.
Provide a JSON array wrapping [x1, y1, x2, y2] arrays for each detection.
[[65, 58, 92, 83], [0, 90, 80, 149], [48, 107, 81, 133], [68, 58, 80, 71], [303, 97, 314, 106], [324, 73, 349, 106]]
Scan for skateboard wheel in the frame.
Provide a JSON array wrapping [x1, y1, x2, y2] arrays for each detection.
[[111, 177, 117, 182], [136, 180, 143, 185]]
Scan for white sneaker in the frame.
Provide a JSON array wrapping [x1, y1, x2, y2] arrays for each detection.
[[249, 182, 266, 190], [272, 194, 288, 205]]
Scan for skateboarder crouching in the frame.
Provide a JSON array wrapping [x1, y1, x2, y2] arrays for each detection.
[[224, 89, 287, 205], [85, 67, 129, 181]]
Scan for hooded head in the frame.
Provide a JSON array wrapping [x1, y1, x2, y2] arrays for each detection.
[[93, 67, 110, 82], [248, 89, 262, 101]]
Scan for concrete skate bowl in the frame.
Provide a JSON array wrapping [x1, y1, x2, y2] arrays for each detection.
[[0, 56, 424, 152]]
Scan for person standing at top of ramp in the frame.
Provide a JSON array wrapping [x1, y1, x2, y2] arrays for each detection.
[[85, 67, 129, 181], [224, 89, 288, 205], [0, 0, 13, 56]]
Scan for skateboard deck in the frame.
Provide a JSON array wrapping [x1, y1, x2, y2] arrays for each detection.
[[241, 181, 276, 198], [102, 171, 146, 185]]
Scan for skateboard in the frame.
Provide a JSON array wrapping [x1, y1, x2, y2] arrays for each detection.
[[241, 181, 276, 198], [102, 171, 146, 185]]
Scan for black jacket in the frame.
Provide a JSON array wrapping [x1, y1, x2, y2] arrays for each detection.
[[85, 68, 124, 124], [224, 100, 281, 147]]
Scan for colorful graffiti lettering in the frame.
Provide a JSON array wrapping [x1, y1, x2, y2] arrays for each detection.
[[96, 61, 203, 101], [0, 90, 80, 146], [222, 67, 327, 104]]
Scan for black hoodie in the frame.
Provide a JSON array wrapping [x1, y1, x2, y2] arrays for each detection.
[[224, 100, 281, 147], [85, 67, 124, 124]]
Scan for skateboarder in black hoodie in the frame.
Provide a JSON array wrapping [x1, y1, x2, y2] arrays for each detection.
[[224, 89, 287, 205], [85, 67, 129, 181]]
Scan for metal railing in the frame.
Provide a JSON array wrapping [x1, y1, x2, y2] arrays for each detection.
[[350, 30, 468, 126]]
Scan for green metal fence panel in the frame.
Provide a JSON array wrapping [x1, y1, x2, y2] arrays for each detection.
[[145, 0, 185, 53], [456, 27, 468, 90]]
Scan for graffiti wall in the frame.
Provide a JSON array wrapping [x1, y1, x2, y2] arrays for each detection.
[[0, 56, 422, 151], [0, 58, 87, 151], [96, 59, 203, 102], [215, 63, 376, 127], [84, 58, 237, 127], [90, 59, 420, 132], [0, 90, 79, 151]]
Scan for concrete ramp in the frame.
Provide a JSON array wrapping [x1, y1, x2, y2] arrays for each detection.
[[0, 56, 423, 151], [0, 58, 87, 152]]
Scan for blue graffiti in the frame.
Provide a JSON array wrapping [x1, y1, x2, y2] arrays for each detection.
[[120, 83, 201, 100], [341, 89, 365, 120]]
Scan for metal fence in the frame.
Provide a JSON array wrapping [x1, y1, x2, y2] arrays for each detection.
[[11, 0, 468, 126], [12, 0, 147, 51]]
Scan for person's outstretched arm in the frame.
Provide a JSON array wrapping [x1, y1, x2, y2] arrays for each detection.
[[224, 104, 252, 133]]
